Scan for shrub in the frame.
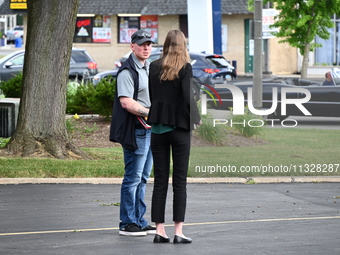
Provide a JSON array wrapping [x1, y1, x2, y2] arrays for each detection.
[[0, 72, 115, 120], [66, 82, 96, 114], [88, 78, 115, 120], [67, 81, 79, 99], [0, 137, 11, 148], [0, 73, 23, 98], [66, 118, 79, 133], [230, 106, 265, 137], [196, 114, 225, 145]]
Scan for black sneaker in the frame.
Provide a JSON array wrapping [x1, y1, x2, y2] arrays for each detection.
[[142, 225, 156, 235], [119, 223, 147, 236]]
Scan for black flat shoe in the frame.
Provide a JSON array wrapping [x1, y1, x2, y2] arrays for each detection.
[[173, 235, 192, 244], [153, 234, 170, 243]]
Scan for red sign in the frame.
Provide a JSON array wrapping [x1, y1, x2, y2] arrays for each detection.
[[77, 19, 91, 28]]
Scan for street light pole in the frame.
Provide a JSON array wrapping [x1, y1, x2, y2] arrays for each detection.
[[253, 0, 263, 108]]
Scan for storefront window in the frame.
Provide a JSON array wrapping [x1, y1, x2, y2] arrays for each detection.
[[315, 16, 340, 65], [140, 15, 158, 44], [118, 16, 139, 43], [118, 15, 158, 44], [74, 15, 111, 43]]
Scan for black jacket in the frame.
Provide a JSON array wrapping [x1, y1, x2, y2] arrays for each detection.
[[147, 60, 200, 130], [109, 54, 139, 150]]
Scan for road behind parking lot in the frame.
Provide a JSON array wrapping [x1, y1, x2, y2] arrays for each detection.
[[0, 182, 339, 255], [210, 75, 340, 130]]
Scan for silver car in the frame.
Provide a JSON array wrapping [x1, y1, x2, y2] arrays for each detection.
[[0, 49, 98, 83], [6, 27, 24, 44]]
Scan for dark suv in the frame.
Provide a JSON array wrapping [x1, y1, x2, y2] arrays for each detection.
[[88, 52, 237, 87], [148, 52, 237, 86], [114, 46, 163, 68], [0, 48, 98, 83]]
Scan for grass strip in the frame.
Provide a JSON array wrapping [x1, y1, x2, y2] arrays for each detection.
[[190, 128, 340, 177], [0, 128, 339, 178]]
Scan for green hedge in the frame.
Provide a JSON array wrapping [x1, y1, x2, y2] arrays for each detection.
[[0, 74, 116, 120]]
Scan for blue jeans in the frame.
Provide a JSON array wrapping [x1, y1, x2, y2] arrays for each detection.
[[120, 128, 153, 229]]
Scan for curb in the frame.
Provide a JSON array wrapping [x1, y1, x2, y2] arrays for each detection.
[[0, 176, 339, 185]]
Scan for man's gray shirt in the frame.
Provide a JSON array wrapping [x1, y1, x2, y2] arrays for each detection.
[[117, 53, 151, 108]]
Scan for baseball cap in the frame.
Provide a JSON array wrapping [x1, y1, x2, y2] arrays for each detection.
[[131, 30, 154, 45]]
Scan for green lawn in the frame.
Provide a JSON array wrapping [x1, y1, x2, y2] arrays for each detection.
[[0, 128, 339, 178], [190, 128, 340, 177]]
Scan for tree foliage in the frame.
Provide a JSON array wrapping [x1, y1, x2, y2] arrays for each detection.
[[248, 0, 340, 78], [266, 0, 340, 55]]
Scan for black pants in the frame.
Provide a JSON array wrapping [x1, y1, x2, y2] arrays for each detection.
[[151, 128, 191, 223]]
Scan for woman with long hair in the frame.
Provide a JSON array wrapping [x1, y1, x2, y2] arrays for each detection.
[[147, 30, 201, 244]]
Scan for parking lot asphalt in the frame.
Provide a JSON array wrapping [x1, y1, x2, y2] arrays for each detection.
[[0, 182, 339, 255]]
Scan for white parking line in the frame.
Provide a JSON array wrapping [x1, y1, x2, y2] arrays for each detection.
[[1, 216, 339, 236]]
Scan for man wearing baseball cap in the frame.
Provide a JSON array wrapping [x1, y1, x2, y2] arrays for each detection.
[[110, 29, 155, 236], [131, 29, 154, 45]]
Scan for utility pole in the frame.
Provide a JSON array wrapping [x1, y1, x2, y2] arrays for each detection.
[[253, 0, 263, 108]]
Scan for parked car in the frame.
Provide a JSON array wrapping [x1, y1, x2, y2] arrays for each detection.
[[6, 26, 24, 44], [203, 72, 340, 120], [114, 45, 163, 68], [149, 52, 237, 86], [89, 49, 163, 85], [92, 51, 236, 87], [90, 69, 118, 86], [0, 48, 98, 83]]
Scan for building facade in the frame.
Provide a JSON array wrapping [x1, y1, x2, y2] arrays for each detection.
[[0, 0, 299, 75]]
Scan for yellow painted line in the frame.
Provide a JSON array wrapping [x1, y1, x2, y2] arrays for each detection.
[[0, 227, 119, 236], [0, 216, 339, 237]]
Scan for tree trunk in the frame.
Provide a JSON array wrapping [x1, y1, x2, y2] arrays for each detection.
[[300, 42, 311, 79], [300, 17, 314, 79], [1, 0, 89, 159]]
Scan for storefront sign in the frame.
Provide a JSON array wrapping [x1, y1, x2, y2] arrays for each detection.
[[10, 0, 27, 9]]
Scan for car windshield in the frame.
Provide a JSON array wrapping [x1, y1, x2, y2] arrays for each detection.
[[0, 51, 24, 63], [71, 51, 92, 62], [10, 55, 24, 65], [148, 54, 161, 63], [205, 56, 231, 68], [331, 68, 340, 86]]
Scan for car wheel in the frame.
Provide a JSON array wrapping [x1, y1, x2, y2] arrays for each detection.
[[69, 75, 83, 84]]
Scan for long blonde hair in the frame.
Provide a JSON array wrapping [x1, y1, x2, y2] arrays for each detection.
[[160, 30, 190, 81]]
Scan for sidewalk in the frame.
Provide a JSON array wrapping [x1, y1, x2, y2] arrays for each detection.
[[0, 43, 22, 51], [1, 176, 340, 184]]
